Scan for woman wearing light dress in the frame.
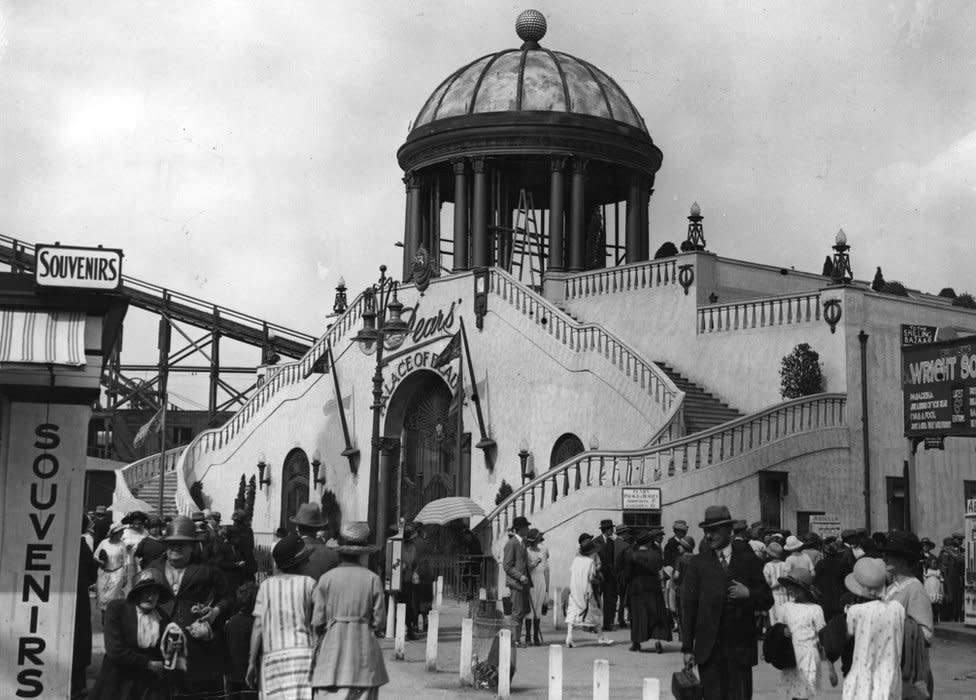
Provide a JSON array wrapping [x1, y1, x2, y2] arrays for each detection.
[[93, 523, 129, 615], [564, 534, 612, 648], [525, 528, 549, 646], [776, 569, 837, 699], [763, 541, 790, 626]]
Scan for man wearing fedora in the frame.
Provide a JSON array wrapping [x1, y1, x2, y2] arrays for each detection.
[[592, 519, 618, 631], [664, 519, 693, 569], [682, 505, 772, 700], [291, 502, 340, 582], [503, 515, 532, 647]]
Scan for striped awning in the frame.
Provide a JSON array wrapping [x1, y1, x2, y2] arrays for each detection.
[[0, 310, 86, 366]]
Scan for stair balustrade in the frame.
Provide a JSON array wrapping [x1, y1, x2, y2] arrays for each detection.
[[483, 393, 846, 540], [698, 292, 821, 334], [561, 258, 679, 300]]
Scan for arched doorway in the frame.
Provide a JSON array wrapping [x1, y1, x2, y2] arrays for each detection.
[[550, 433, 585, 468], [280, 448, 310, 531], [382, 369, 470, 533]]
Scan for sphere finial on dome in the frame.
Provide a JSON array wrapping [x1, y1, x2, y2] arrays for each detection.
[[516, 9, 547, 48]]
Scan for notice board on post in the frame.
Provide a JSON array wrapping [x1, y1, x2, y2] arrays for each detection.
[[902, 335, 976, 438]]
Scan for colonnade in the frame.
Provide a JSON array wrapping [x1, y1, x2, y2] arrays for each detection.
[[402, 157, 653, 281]]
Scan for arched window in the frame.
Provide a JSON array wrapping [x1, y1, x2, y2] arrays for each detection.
[[280, 448, 310, 531], [550, 433, 584, 469]]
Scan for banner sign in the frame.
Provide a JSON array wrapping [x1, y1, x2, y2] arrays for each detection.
[[34, 244, 123, 291], [0, 402, 89, 698], [621, 487, 661, 511], [901, 324, 938, 347], [902, 336, 976, 438], [809, 514, 841, 540]]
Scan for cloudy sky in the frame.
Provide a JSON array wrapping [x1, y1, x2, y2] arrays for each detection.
[[1, 1, 974, 401]]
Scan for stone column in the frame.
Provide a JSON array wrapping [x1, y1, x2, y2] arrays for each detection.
[[452, 158, 469, 271], [640, 176, 653, 261], [548, 157, 566, 272], [626, 173, 641, 264], [402, 173, 422, 279], [471, 158, 490, 268], [567, 158, 587, 271]]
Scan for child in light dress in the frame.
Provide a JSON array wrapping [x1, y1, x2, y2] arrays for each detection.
[[777, 569, 837, 699]]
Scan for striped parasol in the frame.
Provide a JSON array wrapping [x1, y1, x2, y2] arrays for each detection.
[[412, 496, 485, 525]]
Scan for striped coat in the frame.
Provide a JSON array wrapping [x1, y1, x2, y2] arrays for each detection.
[[253, 572, 316, 699]]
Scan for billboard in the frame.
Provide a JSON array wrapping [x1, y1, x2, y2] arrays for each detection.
[[902, 335, 976, 438]]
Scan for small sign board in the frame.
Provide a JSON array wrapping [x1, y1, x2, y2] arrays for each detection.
[[809, 514, 841, 540], [901, 324, 939, 347], [924, 436, 945, 450], [34, 243, 123, 291], [967, 498, 976, 517], [621, 487, 661, 511]]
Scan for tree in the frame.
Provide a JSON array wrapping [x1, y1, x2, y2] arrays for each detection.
[[245, 475, 257, 519], [881, 280, 909, 297], [871, 267, 885, 292], [495, 479, 513, 506], [321, 489, 342, 533], [234, 474, 247, 512], [680, 239, 705, 252], [653, 241, 678, 259], [779, 343, 824, 399], [189, 481, 208, 510], [938, 287, 957, 299], [953, 292, 976, 309], [821, 256, 834, 278]]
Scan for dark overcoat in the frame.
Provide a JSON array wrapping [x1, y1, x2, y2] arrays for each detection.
[[626, 547, 672, 643], [680, 546, 772, 667], [91, 599, 172, 700]]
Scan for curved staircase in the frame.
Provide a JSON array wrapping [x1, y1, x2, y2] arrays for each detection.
[[654, 362, 741, 433]]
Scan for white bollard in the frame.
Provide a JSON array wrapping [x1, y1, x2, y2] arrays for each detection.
[[479, 587, 487, 601], [548, 644, 562, 700], [425, 610, 439, 671], [436, 575, 444, 608], [394, 602, 407, 660], [385, 594, 396, 639], [553, 587, 562, 629], [459, 618, 474, 686], [593, 659, 610, 700], [642, 677, 661, 700], [498, 629, 512, 699]]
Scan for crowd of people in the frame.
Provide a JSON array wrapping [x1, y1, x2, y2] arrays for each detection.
[[75, 502, 389, 700], [504, 506, 960, 700]]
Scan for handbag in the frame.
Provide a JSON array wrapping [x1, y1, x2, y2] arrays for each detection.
[[671, 668, 703, 700], [763, 623, 797, 670]]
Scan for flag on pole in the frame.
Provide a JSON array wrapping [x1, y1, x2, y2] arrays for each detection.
[[432, 331, 462, 368], [133, 406, 164, 448]]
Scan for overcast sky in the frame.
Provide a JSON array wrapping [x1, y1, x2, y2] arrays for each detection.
[[1, 1, 974, 366]]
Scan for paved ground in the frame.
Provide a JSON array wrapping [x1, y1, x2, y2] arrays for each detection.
[[382, 602, 976, 699], [87, 599, 976, 698]]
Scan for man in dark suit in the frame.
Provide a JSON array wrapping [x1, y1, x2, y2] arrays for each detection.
[[592, 519, 618, 630], [291, 502, 340, 581], [613, 525, 634, 627], [681, 505, 772, 700], [664, 519, 692, 568], [503, 516, 532, 647]]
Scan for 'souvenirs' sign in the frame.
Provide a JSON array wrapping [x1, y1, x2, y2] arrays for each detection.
[[34, 244, 123, 291]]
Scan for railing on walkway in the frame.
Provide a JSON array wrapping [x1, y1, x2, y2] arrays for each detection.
[[483, 393, 847, 540], [424, 555, 495, 601], [174, 293, 368, 515], [490, 268, 682, 418], [561, 258, 679, 300], [697, 292, 822, 334]]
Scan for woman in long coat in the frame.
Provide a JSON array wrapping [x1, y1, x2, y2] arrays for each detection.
[[94, 523, 129, 614], [626, 528, 672, 652], [91, 568, 175, 700], [310, 522, 389, 699]]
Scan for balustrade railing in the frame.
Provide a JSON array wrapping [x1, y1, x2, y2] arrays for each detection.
[[698, 292, 821, 334], [173, 293, 368, 515], [119, 446, 184, 492], [490, 268, 681, 416], [562, 258, 679, 300], [483, 393, 846, 540]]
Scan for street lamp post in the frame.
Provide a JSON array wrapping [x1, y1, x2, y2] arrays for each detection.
[[352, 265, 409, 545]]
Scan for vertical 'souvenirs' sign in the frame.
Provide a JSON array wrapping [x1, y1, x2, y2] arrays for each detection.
[[0, 403, 89, 698], [34, 244, 123, 291]]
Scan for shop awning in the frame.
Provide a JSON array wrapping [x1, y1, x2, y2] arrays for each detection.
[[0, 310, 86, 366]]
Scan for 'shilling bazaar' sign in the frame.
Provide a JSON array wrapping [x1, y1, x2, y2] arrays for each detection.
[[902, 336, 976, 438]]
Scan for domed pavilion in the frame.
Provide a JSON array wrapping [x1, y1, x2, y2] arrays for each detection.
[[397, 10, 663, 290]]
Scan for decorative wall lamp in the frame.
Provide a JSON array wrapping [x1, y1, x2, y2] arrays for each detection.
[[677, 264, 694, 295], [473, 267, 490, 330], [311, 449, 326, 487], [256, 453, 271, 490], [518, 439, 534, 484], [823, 298, 843, 334], [589, 435, 600, 451], [353, 265, 410, 542]]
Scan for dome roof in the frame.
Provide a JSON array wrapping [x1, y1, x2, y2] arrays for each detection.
[[411, 47, 647, 134]]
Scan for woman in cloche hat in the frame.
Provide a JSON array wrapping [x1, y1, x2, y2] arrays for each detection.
[[246, 533, 316, 699], [564, 534, 614, 648], [762, 541, 790, 627], [91, 568, 175, 699], [775, 568, 837, 697], [309, 522, 389, 698], [525, 528, 550, 646]]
